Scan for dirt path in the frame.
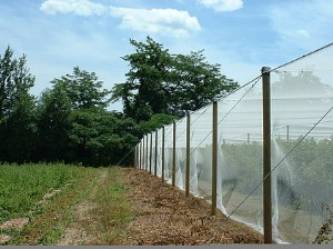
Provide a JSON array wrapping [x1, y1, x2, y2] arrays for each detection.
[[16, 167, 262, 245], [58, 169, 108, 245], [122, 168, 263, 245]]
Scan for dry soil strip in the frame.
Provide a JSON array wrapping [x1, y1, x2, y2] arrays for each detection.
[[58, 169, 108, 245], [122, 168, 263, 245]]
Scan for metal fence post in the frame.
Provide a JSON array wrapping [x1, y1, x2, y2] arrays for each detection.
[[154, 130, 158, 177], [185, 111, 191, 197], [172, 121, 176, 187], [162, 126, 165, 182], [212, 101, 218, 215], [287, 125, 290, 142], [262, 66, 272, 244]]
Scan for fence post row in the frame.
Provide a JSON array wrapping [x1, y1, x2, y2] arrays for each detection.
[[172, 120, 176, 187], [154, 130, 158, 177], [211, 101, 218, 215], [161, 126, 165, 182], [185, 111, 191, 197], [262, 66, 272, 244], [134, 67, 274, 243]]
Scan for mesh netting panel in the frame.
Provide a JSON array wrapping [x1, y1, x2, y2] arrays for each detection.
[[146, 135, 150, 172], [164, 124, 173, 184], [190, 105, 213, 201], [156, 129, 163, 177], [175, 119, 186, 190], [271, 45, 333, 243], [218, 80, 264, 232], [142, 135, 146, 170]]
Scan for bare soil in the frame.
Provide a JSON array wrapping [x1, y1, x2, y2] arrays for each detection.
[[58, 170, 108, 245], [0, 218, 29, 231], [121, 168, 263, 245], [0, 234, 11, 244]]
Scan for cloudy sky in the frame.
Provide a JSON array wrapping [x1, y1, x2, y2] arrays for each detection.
[[1, 0, 333, 110]]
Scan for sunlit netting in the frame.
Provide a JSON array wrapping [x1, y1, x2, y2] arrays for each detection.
[[156, 130, 163, 177], [269, 45, 333, 243], [190, 105, 213, 201], [164, 124, 173, 184], [175, 118, 186, 191], [218, 79, 264, 233], [134, 43, 333, 244]]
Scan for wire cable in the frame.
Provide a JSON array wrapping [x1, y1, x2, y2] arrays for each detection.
[[190, 78, 261, 155], [226, 104, 333, 219]]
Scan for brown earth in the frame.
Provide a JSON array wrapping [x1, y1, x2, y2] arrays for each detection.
[[0, 218, 29, 231], [11, 167, 263, 245], [0, 234, 11, 244], [57, 170, 108, 245], [121, 168, 263, 245]]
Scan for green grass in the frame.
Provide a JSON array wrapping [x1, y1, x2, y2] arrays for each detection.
[[0, 163, 87, 222], [90, 168, 133, 244], [0, 164, 133, 245]]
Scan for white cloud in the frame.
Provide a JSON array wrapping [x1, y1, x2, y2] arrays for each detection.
[[110, 7, 201, 37], [40, 0, 107, 16], [40, 0, 201, 37], [197, 0, 243, 12]]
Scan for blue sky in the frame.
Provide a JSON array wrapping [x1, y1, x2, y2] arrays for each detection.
[[1, 0, 333, 110]]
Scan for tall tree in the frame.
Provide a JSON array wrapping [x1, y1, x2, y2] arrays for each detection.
[[112, 37, 239, 120], [0, 47, 36, 162], [37, 83, 72, 161], [112, 37, 173, 120], [170, 51, 238, 116], [51, 67, 111, 110]]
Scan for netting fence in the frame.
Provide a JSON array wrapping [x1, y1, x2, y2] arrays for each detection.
[[133, 43, 333, 244]]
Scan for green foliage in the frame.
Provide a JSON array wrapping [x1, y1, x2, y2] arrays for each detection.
[[139, 113, 176, 133], [0, 163, 86, 222], [112, 36, 239, 120], [0, 47, 37, 163], [37, 84, 72, 161], [51, 66, 111, 110], [67, 109, 139, 165], [0, 40, 237, 166], [222, 138, 333, 202]]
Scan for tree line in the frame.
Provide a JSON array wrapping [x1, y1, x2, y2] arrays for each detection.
[[0, 37, 238, 166]]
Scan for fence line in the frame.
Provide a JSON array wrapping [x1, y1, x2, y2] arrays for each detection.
[[134, 42, 333, 244]]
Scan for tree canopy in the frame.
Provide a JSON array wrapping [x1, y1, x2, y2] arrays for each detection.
[[0, 37, 238, 166], [111, 37, 238, 120]]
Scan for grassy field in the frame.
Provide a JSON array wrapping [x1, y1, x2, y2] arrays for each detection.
[[0, 163, 133, 245], [1, 164, 263, 245], [0, 163, 88, 223]]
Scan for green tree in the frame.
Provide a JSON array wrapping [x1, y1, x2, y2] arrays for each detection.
[[37, 83, 72, 161], [52, 67, 111, 110], [112, 37, 239, 120], [0, 47, 36, 162], [170, 51, 238, 116], [112, 37, 173, 120], [67, 110, 139, 166]]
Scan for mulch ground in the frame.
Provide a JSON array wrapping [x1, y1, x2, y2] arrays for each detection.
[[122, 168, 263, 245]]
